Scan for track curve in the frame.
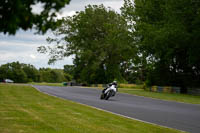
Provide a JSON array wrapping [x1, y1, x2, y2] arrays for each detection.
[[34, 85, 200, 133]]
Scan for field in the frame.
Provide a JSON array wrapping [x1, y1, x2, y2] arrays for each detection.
[[0, 84, 182, 133]]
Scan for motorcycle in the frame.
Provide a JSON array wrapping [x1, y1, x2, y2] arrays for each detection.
[[100, 84, 117, 100]]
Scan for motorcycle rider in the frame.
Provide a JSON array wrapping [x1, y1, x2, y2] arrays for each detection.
[[102, 81, 118, 96]]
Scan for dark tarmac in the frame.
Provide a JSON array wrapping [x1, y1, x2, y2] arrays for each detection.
[[34, 85, 200, 133]]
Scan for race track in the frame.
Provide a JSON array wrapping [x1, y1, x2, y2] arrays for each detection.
[[34, 85, 200, 133]]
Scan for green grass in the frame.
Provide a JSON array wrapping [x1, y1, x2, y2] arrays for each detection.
[[0, 84, 183, 133], [118, 84, 143, 89], [118, 88, 200, 104], [29, 82, 64, 86]]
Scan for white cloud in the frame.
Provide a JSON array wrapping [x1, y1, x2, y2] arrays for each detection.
[[56, 11, 76, 19], [58, 0, 124, 19], [88, 0, 124, 12], [0, 0, 124, 69], [1, 29, 53, 43], [0, 38, 73, 68], [30, 54, 36, 59], [31, 2, 44, 15]]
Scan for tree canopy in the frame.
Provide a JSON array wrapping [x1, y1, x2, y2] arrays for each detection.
[[121, 0, 200, 88], [0, 0, 71, 35], [39, 5, 135, 84], [37, 1, 200, 89]]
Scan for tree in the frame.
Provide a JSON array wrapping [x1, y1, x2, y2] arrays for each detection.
[[121, 0, 200, 88], [64, 65, 74, 75], [22, 64, 40, 82], [0, 62, 28, 83], [52, 69, 67, 82], [39, 68, 66, 83], [39, 5, 135, 84], [64, 73, 72, 81], [0, 0, 71, 35], [0, 62, 68, 83], [39, 68, 52, 82]]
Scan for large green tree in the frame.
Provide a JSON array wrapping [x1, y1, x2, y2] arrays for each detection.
[[121, 0, 200, 89], [39, 5, 135, 84], [0, 0, 70, 35]]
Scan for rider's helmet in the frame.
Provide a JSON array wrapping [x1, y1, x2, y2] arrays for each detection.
[[113, 81, 117, 85]]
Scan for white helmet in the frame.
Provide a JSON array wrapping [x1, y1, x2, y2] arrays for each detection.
[[113, 81, 117, 85]]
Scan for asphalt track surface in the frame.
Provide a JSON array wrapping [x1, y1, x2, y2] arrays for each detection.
[[34, 85, 200, 133]]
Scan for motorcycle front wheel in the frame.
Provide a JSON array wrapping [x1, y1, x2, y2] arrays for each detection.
[[105, 91, 111, 100], [100, 93, 105, 99]]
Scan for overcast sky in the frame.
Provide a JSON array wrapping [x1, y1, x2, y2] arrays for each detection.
[[0, 0, 124, 69]]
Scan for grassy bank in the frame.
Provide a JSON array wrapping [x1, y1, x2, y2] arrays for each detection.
[[0, 84, 182, 133], [29, 82, 64, 86], [118, 88, 200, 104]]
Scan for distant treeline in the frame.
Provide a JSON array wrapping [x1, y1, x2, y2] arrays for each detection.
[[0, 62, 72, 83]]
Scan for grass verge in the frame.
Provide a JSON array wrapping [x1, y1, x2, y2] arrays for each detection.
[[0, 84, 182, 133], [29, 82, 64, 86], [118, 88, 200, 104]]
